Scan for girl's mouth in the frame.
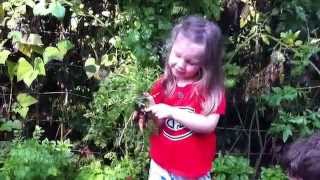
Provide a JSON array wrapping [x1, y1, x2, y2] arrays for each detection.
[[174, 68, 185, 74]]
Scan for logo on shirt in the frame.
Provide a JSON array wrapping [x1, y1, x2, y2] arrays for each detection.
[[162, 106, 194, 141]]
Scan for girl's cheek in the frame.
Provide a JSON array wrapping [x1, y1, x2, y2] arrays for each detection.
[[168, 58, 177, 67]]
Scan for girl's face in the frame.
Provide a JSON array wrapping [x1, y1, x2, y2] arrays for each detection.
[[168, 33, 205, 84]]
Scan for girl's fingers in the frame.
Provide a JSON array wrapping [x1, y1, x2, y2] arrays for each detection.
[[138, 117, 144, 132], [145, 105, 153, 112], [143, 92, 155, 105], [132, 111, 139, 121]]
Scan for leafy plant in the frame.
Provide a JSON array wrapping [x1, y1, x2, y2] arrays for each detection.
[[11, 93, 38, 119], [0, 128, 75, 180], [260, 165, 287, 180], [84, 64, 159, 148], [213, 154, 254, 180], [270, 110, 320, 142], [76, 154, 143, 180], [262, 86, 299, 107]]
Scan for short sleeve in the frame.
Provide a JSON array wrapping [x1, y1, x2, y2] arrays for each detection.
[[213, 93, 226, 115], [150, 78, 164, 104]]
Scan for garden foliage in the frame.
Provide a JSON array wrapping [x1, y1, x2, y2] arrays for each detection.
[[0, 0, 320, 179]]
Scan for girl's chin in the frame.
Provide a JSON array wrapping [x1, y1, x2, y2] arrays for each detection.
[[174, 75, 198, 83], [171, 70, 197, 81], [173, 72, 186, 80]]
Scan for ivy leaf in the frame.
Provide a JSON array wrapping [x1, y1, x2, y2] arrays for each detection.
[[16, 58, 38, 86], [57, 40, 74, 57], [17, 43, 33, 58], [43, 46, 62, 64], [0, 50, 11, 64], [23, 71, 38, 87], [16, 58, 33, 82], [34, 57, 46, 75], [23, 33, 43, 46], [17, 93, 38, 107], [85, 57, 100, 78], [49, 1, 65, 19], [14, 105, 29, 119]]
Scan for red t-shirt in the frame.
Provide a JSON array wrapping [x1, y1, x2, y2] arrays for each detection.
[[149, 79, 226, 178]]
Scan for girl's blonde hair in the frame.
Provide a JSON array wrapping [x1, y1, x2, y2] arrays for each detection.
[[163, 15, 225, 115]]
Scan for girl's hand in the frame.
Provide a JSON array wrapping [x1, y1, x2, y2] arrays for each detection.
[[133, 92, 156, 132], [143, 92, 155, 106], [146, 103, 173, 125], [132, 110, 146, 132]]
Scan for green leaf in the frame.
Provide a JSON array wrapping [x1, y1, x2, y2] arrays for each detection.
[[16, 57, 38, 86], [8, 31, 22, 43], [12, 103, 29, 119], [17, 43, 34, 58], [24, 33, 43, 46], [265, 25, 271, 33], [0, 4, 4, 23], [34, 57, 46, 75], [261, 34, 270, 45], [16, 58, 33, 82], [43, 46, 62, 64], [225, 78, 236, 88], [18, 106, 29, 118], [282, 127, 292, 142], [17, 93, 38, 107], [26, 0, 36, 8], [109, 36, 121, 48], [289, 116, 305, 125], [294, 30, 301, 39], [158, 20, 172, 30], [23, 71, 38, 87], [101, 54, 116, 67], [0, 120, 22, 132], [0, 39, 8, 49], [85, 58, 100, 78], [0, 50, 10, 64], [49, 1, 65, 19], [57, 40, 74, 57], [295, 40, 303, 46], [33, 0, 50, 16], [6, 61, 17, 81], [47, 167, 59, 176]]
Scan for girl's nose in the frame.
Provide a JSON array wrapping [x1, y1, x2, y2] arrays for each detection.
[[176, 59, 186, 69]]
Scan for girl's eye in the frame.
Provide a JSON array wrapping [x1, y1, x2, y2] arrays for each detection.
[[186, 59, 197, 65]]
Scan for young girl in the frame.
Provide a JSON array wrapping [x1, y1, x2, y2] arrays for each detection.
[[139, 15, 226, 179]]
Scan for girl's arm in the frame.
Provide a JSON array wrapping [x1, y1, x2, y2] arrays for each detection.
[[146, 103, 220, 133]]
